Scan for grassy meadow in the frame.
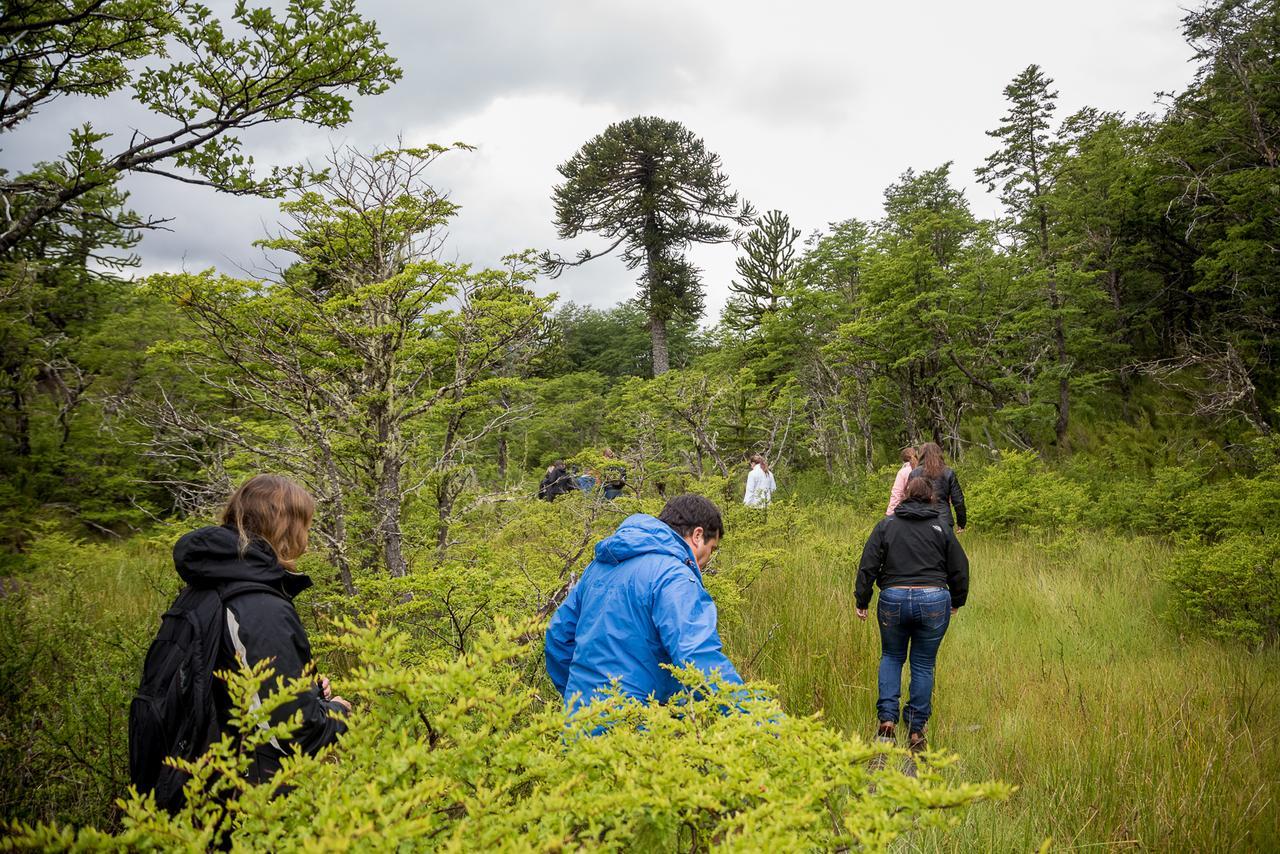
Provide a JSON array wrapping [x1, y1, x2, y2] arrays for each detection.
[[5, 502, 1279, 850], [723, 508, 1280, 851]]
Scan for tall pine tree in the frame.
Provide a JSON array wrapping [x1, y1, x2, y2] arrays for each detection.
[[723, 209, 800, 333], [542, 117, 754, 375], [977, 64, 1074, 446]]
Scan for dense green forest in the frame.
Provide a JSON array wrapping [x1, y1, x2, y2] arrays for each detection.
[[2, 0, 1278, 850]]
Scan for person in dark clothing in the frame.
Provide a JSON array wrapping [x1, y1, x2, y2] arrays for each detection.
[[601, 448, 628, 500], [538, 461, 578, 502], [171, 475, 350, 783], [908, 441, 966, 531], [855, 477, 969, 754]]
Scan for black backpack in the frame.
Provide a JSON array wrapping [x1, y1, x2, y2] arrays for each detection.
[[603, 464, 627, 490], [128, 583, 256, 812]]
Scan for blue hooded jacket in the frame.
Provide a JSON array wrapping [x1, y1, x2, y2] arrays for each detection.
[[545, 513, 743, 710]]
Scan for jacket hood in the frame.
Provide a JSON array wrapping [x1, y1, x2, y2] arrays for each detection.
[[893, 500, 942, 521], [173, 525, 312, 597], [593, 514, 698, 574]]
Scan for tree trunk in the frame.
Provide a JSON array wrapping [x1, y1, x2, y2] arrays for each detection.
[[1047, 275, 1070, 447], [496, 390, 510, 482], [1038, 203, 1070, 448], [650, 313, 670, 376], [436, 408, 466, 551], [375, 456, 408, 578], [645, 240, 670, 376], [436, 471, 460, 550], [320, 445, 357, 595], [899, 371, 920, 445]]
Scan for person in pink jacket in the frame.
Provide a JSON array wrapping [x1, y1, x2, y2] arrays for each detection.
[[885, 445, 918, 516]]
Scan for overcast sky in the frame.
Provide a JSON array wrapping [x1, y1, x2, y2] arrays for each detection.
[[7, 0, 1198, 321]]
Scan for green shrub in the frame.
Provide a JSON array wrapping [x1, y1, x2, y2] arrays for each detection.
[[0, 532, 175, 829], [1164, 534, 1280, 646], [964, 451, 1090, 535], [6, 621, 1009, 851]]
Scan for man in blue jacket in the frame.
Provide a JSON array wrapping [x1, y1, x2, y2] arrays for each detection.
[[545, 494, 743, 711]]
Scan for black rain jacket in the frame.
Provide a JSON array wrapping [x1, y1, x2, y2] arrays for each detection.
[[538, 466, 577, 501], [908, 465, 966, 528], [173, 525, 347, 782], [855, 500, 970, 610]]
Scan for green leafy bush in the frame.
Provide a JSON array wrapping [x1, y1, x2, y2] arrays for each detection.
[[964, 451, 1090, 535], [1164, 535, 1280, 646], [0, 532, 175, 828], [6, 621, 1009, 851]]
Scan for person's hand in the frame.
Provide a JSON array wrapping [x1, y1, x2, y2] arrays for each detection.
[[319, 676, 333, 700], [329, 695, 352, 713], [950, 608, 958, 616], [856, 608, 868, 621], [955, 526, 966, 534]]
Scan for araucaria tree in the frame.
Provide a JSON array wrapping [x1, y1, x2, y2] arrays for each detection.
[[543, 116, 754, 375], [143, 147, 553, 589], [723, 209, 801, 333]]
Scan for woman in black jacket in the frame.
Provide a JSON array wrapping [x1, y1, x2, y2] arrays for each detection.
[[855, 477, 969, 753], [173, 475, 351, 782], [908, 442, 966, 531]]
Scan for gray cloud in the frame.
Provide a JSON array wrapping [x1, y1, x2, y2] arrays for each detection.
[[2, 0, 1197, 316]]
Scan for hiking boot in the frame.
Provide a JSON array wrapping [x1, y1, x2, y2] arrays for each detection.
[[868, 722, 895, 773], [908, 731, 927, 753]]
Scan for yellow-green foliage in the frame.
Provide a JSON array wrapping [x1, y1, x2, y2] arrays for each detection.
[[6, 621, 1008, 852], [963, 451, 1090, 535], [1166, 534, 1280, 646]]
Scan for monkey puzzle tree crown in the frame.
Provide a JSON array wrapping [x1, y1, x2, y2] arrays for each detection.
[[542, 116, 754, 375]]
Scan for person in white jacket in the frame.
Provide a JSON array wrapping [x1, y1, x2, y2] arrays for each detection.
[[743, 454, 777, 507]]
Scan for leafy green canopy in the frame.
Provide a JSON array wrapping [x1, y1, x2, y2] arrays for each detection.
[[722, 209, 800, 333], [0, 0, 401, 254], [142, 146, 555, 585]]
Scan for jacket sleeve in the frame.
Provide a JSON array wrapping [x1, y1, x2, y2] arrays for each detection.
[[224, 594, 346, 758], [949, 470, 967, 528], [544, 579, 582, 697], [652, 565, 743, 687], [945, 530, 970, 608], [856, 520, 888, 609]]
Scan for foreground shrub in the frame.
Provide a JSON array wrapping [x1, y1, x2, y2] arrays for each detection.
[[6, 621, 1008, 851]]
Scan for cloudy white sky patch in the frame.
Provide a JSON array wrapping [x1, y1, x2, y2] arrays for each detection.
[[4, 0, 1197, 318]]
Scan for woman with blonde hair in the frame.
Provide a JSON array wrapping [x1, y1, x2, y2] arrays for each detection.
[[743, 454, 777, 507], [131, 474, 350, 807]]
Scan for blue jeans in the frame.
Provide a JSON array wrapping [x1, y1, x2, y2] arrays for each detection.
[[876, 586, 951, 731]]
